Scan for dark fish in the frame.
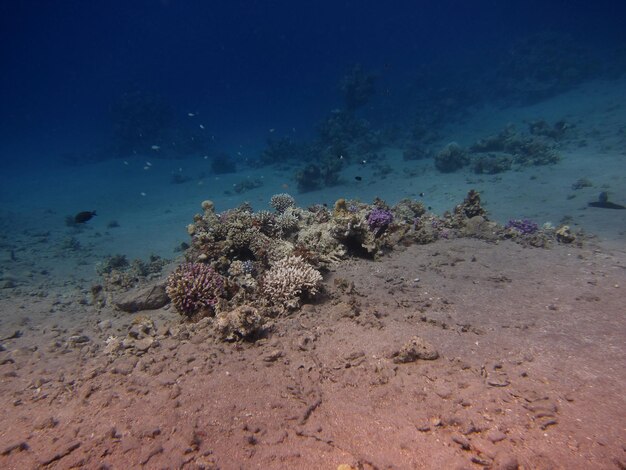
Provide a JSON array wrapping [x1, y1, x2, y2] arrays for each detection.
[[75, 210, 97, 223], [355, 176, 362, 181], [419, 192, 425, 197]]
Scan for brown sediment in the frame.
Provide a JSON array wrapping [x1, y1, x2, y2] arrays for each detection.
[[0, 236, 624, 469]]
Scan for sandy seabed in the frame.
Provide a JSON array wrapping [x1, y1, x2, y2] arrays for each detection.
[[1, 77, 626, 469], [0, 235, 624, 469]]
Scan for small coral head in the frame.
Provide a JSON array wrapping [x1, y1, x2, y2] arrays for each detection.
[[366, 208, 393, 231], [166, 263, 225, 317], [505, 218, 539, 235]]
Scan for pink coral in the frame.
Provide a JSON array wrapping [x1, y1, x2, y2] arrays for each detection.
[[166, 263, 225, 317]]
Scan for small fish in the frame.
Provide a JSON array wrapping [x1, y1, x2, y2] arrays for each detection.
[[355, 176, 362, 181], [199, 124, 205, 129], [281, 183, 289, 190], [74, 211, 96, 223], [269, 128, 275, 133], [188, 112, 195, 117], [151, 145, 160, 151], [419, 192, 425, 197]]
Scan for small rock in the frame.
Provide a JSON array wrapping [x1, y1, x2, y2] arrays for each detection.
[[451, 434, 471, 450], [539, 418, 558, 430], [34, 416, 59, 430], [434, 385, 453, 399], [115, 284, 169, 313], [134, 337, 156, 352], [111, 358, 138, 375], [1, 441, 29, 455], [263, 349, 283, 362], [493, 453, 519, 470], [169, 384, 182, 400], [67, 335, 90, 347], [215, 305, 265, 342], [487, 430, 507, 443], [487, 374, 510, 387], [391, 336, 439, 363]]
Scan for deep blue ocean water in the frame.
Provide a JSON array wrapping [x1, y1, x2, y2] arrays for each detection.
[[1, 0, 625, 269], [2, 0, 625, 164]]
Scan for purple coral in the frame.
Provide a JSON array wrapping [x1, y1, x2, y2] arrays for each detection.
[[366, 208, 394, 232], [505, 218, 539, 235], [166, 263, 225, 317]]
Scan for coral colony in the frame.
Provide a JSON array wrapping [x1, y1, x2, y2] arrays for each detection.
[[505, 218, 540, 235], [160, 191, 576, 327], [166, 263, 225, 317], [366, 208, 394, 234]]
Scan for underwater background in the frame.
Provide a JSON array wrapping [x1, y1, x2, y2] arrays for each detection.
[[1, 0, 625, 281], [2, 3, 626, 468]]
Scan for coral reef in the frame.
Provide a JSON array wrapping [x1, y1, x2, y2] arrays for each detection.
[[97, 254, 167, 292], [166, 263, 225, 318], [472, 153, 512, 174], [295, 160, 342, 193], [470, 124, 560, 167], [528, 119, 572, 140], [434, 142, 470, 173], [162, 191, 578, 333]]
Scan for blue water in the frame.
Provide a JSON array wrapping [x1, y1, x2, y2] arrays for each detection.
[[1, 0, 625, 272], [1, 0, 624, 161]]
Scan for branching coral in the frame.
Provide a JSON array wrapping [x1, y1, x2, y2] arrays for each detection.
[[261, 256, 322, 312], [166, 263, 225, 317], [366, 208, 394, 233], [270, 193, 296, 214]]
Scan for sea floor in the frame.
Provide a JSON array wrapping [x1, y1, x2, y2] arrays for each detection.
[[0, 78, 625, 468], [0, 238, 624, 468]]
